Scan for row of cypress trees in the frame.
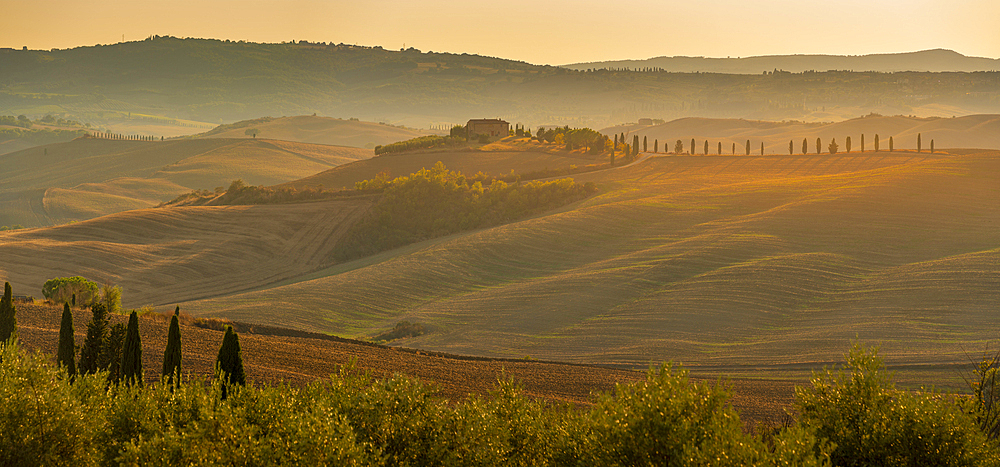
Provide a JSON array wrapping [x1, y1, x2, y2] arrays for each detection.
[[38, 286, 246, 393], [619, 133, 934, 156]]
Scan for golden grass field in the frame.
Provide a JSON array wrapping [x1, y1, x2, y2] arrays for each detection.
[[198, 115, 434, 148], [1, 126, 998, 390], [0, 137, 371, 227]]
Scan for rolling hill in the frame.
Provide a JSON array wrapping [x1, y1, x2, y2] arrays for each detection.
[[3, 37, 999, 128], [603, 114, 1000, 152], [0, 137, 371, 227], [2, 143, 997, 388], [195, 115, 436, 148]]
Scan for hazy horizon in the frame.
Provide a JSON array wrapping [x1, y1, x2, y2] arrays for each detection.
[[1, 0, 997, 65]]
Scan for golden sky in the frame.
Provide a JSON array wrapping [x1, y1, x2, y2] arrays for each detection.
[[1, 0, 997, 64]]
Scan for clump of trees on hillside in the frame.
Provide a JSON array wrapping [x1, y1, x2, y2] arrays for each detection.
[[336, 162, 597, 260], [536, 126, 609, 154], [375, 134, 466, 155]]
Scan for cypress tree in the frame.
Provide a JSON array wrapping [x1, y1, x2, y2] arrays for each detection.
[[633, 135, 639, 156], [104, 323, 126, 382], [57, 303, 76, 377], [816, 137, 822, 154], [760, 142, 764, 155], [802, 138, 808, 154], [119, 311, 142, 386], [0, 282, 16, 344], [704, 140, 709, 155], [217, 326, 246, 399], [731, 143, 735, 155], [846, 136, 852, 153], [917, 133, 922, 152], [931, 139, 935, 154], [789, 140, 794, 155], [745, 140, 750, 155], [163, 306, 182, 387], [78, 302, 109, 374], [717, 142, 722, 155], [654, 139, 658, 153], [889, 136, 894, 152], [875, 134, 880, 152], [690, 138, 695, 155], [643, 136, 647, 152], [861, 134, 865, 152]]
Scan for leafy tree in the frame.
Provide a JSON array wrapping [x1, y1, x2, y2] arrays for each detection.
[[163, 306, 182, 387], [828, 138, 838, 154], [217, 326, 246, 398], [243, 128, 258, 138], [101, 284, 122, 315], [78, 303, 109, 374], [450, 125, 466, 138], [815, 137, 821, 154], [846, 136, 852, 153], [889, 136, 894, 151], [674, 140, 684, 154], [118, 311, 142, 386], [0, 282, 16, 344], [745, 140, 750, 156], [802, 138, 808, 154], [917, 133, 922, 152], [42, 277, 98, 308], [57, 303, 76, 378]]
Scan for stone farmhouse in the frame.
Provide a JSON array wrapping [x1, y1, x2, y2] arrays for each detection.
[[466, 118, 509, 140]]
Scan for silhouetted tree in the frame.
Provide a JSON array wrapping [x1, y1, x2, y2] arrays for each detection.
[[745, 140, 750, 155], [861, 134, 865, 152], [675, 140, 684, 154], [654, 139, 658, 153], [163, 306, 182, 387], [889, 136, 894, 152], [117, 312, 143, 386], [931, 139, 935, 153], [58, 303, 76, 378], [802, 138, 808, 154], [690, 138, 695, 155], [732, 143, 735, 155], [78, 303, 109, 374], [633, 135, 639, 156], [704, 140, 709, 155], [846, 136, 852, 153], [789, 140, 794, 155], [718, 142, 722, 155], [875, 134, 880, 152], [643, 136, 647, 152], [917, 133, 922, 152], [0, 282, 16, 344], [760, 142, 764, 155], [216, 326, 246, 399], [828, 138, 839, 154], [816, 138, 822, 154], [104, 323, 126, 383]]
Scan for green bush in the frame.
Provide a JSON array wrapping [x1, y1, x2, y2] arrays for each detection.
[[796, 343, 999, 466]]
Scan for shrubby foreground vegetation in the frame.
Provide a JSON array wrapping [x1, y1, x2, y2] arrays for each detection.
[[3, 339, 1000, 466]]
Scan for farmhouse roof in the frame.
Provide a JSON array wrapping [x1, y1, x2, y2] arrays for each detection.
[[467, 118, 509, 124]]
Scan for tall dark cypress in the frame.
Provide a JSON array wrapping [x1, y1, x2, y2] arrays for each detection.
[[642, 136, 647, 152], [745, 140, 750, 155], [78, 303, 109, 374], [0, 282, 16, 344], [119, 311, 142, 386], [57, 303, 76, 377], [163, 306, 182, 387], [690, 138, 695, 155], [216, 326, 246, 399], [704, 140, 708, 155], [917, 133, 922, 152], [104, 323, 126, 382]]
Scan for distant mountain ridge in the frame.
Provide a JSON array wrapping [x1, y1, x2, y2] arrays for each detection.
[[562, 49, 1000, 74]]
